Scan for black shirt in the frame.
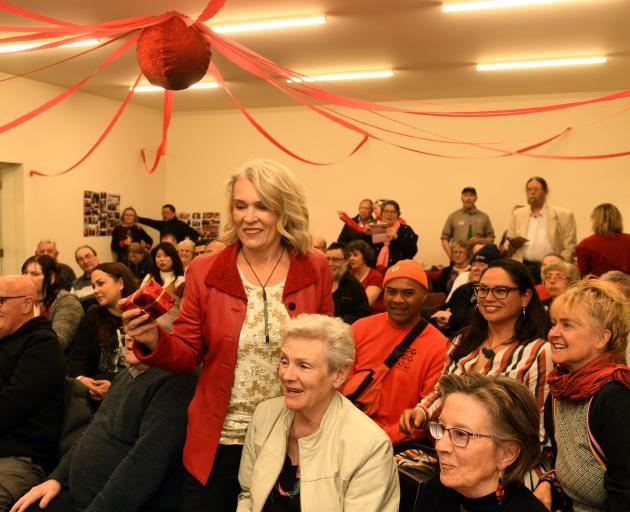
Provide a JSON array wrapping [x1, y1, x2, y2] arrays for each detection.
[[332, 271, 371, 324], [264, 455, 301, 512], [138, 216, 199, 243]]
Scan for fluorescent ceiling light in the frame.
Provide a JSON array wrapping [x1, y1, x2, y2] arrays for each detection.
[[443, 0, 572, 13], [287, 70, 394, 83], [211, 15, 326, 34], [133, 82, 220, 93], [477, 56, 607, 71], [0, 38, 99, 54]]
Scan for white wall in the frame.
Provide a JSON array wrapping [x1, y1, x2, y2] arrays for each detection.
[[2, 78, 628, 273], [0, 73, 165, 274], [167, 91, 630, 266]]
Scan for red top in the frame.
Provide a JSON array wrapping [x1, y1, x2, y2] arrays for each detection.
[[134, 243, 333, 484], [353, 267, 385, 312], [349, 313, 448, 445], [576, 233, 630, 277]]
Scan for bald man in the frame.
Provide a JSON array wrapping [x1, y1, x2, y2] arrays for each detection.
[[0, 276, 66, 511]]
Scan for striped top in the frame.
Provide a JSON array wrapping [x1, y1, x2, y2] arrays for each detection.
[[420, 336, 552, 433]]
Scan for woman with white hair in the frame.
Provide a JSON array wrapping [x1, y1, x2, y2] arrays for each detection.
[[123, 159, 333, 511], [237, 314, 399, 512]]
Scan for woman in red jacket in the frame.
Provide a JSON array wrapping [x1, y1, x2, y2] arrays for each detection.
[[123, 159, 333, 512]]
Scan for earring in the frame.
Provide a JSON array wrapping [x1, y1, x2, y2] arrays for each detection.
[[521, 307, 526, 318], [496, 468, 505, 506]]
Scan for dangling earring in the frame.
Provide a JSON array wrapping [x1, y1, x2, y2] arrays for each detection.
[[521, 307, 526, 318], [496, 468, 505, 506]]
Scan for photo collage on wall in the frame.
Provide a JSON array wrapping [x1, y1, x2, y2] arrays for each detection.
[[83, 190, 120, 237], [178, 211, 220, 242]]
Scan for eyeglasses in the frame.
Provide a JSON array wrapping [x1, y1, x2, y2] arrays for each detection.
[[429, 421, 494, 448], [325, 256, 346, 263], [544, 274, 569, 283], [473, 284, 520, 299], [0, 296, 27, 307]]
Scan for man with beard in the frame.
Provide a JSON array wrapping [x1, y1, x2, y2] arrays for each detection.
[[507, 177, 576, 283], [347, 260, 447, 446], [325, 243, 370, 324]]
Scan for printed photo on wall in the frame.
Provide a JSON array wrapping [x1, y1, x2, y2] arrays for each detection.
[[83, 190, 121, 237], [178, 211, 220, 242]]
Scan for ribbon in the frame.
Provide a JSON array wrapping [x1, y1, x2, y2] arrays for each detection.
[[140, 89, 174, 174], [130, 287, 167, 312]]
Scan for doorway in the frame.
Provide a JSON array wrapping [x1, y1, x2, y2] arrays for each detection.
[[0, 162, 25, 275]]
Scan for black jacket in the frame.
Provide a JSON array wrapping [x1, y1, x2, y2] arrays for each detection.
[[0, 317, 66, 471], [332, 271, 371, 324], [373, 223, 419, 268], [138, 216, 199, 243]]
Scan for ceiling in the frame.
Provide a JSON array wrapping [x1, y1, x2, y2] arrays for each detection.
[[1, 0, 629, 111]]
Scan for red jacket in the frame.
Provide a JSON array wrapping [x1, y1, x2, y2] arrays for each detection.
[[134, 243, 333, 483]]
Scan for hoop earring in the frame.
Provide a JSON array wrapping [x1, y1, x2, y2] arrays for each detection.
[[496, 468, 505, 506]]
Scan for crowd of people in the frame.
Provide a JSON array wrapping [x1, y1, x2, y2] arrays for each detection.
[[1, 160, 629, 512]]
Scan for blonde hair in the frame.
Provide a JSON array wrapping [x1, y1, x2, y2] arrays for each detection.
[[551, 278, 630, 362], [177, 239, 195, 251], [541, 261, 580, 285], [221, 159, 311, 255], [591, 203, 623, 235], [280, 314, 355, 372]]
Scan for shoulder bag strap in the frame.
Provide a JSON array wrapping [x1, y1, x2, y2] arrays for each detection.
[[383, 318, 429, 369]]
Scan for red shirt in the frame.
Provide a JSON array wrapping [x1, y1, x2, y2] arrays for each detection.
[[349, 313, 448, 445], [576, 233, 630, 277]]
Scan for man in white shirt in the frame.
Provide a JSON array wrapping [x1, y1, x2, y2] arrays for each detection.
[[507, 176, 577, 283]]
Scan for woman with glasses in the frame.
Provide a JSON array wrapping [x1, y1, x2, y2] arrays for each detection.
[[540, 261, 580, 332], [401, 260, 552, 472], [122, 160, 333, 512], [534, 279, 630, 511], [373, 200, 418, 270], [21, 254, 83, 352], [414, 373, 547, 511]]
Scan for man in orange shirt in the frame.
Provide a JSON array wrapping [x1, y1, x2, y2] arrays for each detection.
[[349, 260, 448, 446]]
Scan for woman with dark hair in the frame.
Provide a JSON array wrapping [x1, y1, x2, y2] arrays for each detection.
[[21, 254, 83, 351], [347, 239, 384, 312], [415, 373, 547, 511], [400, 259, 552, 487], [575, 203, 630, 277], [373, 200, 418, 270], [67, 262, 138, 403], [141, 242, 185, 293], [111, 206, 153, 263]]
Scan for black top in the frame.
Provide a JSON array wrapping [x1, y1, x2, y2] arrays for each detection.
[[0, 317, 66, 471], [337, 214, 374, 245], [416, 476, 547, 512], [138, 216, 199, 243], [544, 382, 630, 511], [50, 367, 197, 512], [263, 455, 301, 512], [127, 253, 151, 282], [67, 306, 126, 380], [110, 225, 153, 262], [332, 271, 371, 324], [441, 281, 477, 338], [373, 223, 419, 268], [58, 262, 77, 291]]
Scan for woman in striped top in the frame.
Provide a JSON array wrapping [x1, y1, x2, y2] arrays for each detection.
[[400, 259, 552, 438]]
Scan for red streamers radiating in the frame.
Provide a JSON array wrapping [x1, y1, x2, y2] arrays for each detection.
[[0, 0, 629, 177]]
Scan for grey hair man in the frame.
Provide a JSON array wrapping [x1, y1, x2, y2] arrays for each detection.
[[35, 239, 76, 291]]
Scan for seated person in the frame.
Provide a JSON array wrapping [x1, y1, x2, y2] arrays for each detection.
[[346, 260, 448, 445], [71, 246, 99, 312], [432, 245, 501, 338], [177, 239, 195, 272], [600, 270, 630, 298], [67, 263, 138, 404], [34, 240, 76, 291], [22, 255, 83, 352], [540, 260, 579, 331], [0, 277, 66, 511], [347, 239, 385, 312], [535, 253, 563, 301], [434, 241, 471, 296], [325, 242, 371, 324], [126, 243, 150, 282], [535, 279, 630, 512], [415, 373, 546, 512], [11, 335, 197, 512], [237, 314, 400, 511]]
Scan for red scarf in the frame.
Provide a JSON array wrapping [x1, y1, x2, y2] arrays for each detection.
[[548, 353, 630, 401]]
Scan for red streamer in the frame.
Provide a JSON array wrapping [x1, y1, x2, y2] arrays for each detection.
[[140, 89, 174, 174]]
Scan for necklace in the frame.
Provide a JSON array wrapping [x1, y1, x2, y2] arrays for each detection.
[[241, 246, 285, 343], [481, 337, 515, 359]]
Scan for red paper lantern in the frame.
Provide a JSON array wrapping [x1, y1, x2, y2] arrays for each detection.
[[136, 16, 211, 90]]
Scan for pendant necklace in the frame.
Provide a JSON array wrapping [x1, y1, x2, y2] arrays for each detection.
[[242, 246, 285, 343], [481, 337, 514, 359]]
